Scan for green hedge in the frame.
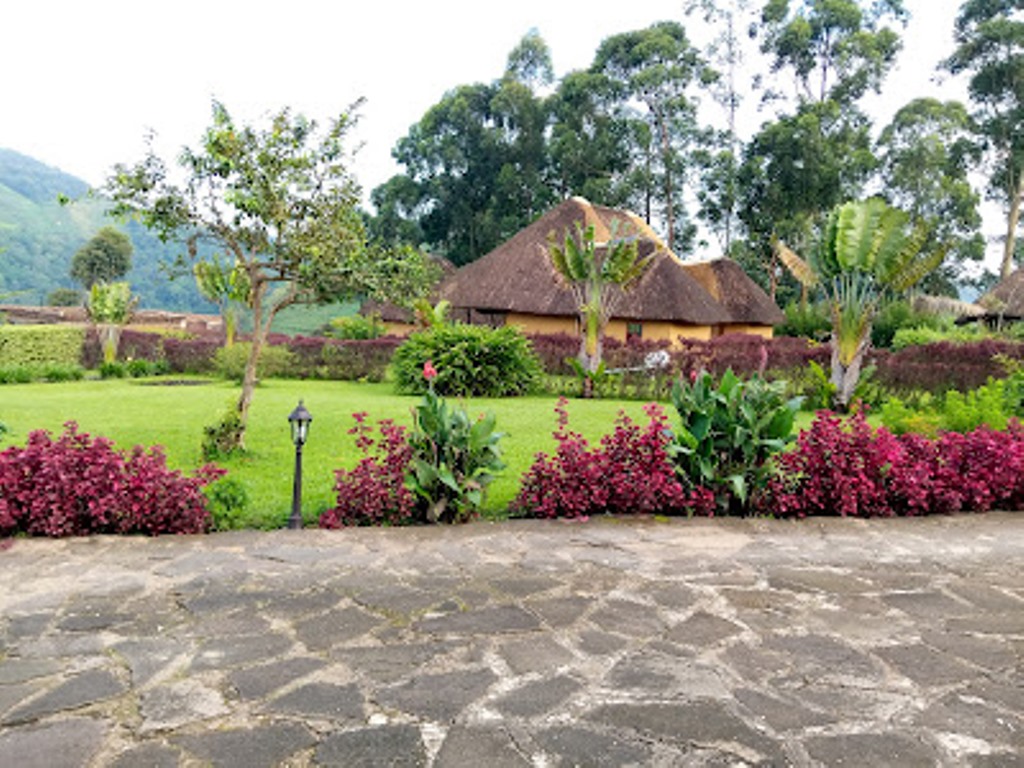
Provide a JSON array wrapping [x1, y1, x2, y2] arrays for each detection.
[[0, 325, 85, 368]]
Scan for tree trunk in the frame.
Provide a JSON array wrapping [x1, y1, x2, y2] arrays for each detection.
[[830, 329, 870, 412], [98, 324, 122, 365], [235, 281, 268, 450], [577, 306, 603, 399], [1001, 171, 1024, 280], [652, 103, 676, 253]]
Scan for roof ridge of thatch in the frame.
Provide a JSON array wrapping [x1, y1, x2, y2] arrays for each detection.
[[438, 198, 783, 326]]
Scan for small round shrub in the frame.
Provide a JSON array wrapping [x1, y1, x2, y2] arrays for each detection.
[[204, 476, 250, 530], [99, 361, 126, 379], [0, 366, 36, 384], [42, 363, 85, 382], [392, 324, 541, 397]]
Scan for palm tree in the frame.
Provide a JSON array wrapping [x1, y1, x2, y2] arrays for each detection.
[[778, 199, 944, 409], [548, 221, 652, 397]]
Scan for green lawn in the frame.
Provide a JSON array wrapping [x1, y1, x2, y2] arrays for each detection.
[[0, 377, 688, 527]]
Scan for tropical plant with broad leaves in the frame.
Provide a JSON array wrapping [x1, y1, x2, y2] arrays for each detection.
[[412, 298, 450, 329], [87, 281, 137, 365], [776, 198, 944, 409], [670, 369, 801, 515], [407, 363, 505, 523], [548, 221, 652, 397]]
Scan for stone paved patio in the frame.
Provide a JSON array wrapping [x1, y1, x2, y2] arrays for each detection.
[[0, 513, 1022, 766]]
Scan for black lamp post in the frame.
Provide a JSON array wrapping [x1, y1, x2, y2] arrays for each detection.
[[287, 400, 312, 530]]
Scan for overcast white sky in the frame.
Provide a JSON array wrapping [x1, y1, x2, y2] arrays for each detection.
[[2, 1, 983, 260]]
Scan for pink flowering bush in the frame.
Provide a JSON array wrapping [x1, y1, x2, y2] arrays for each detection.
[[759, 411, 1024, 518], [513, 398, 714, 519], [0, 422, 224, 537], [319, 413, 417, 527]]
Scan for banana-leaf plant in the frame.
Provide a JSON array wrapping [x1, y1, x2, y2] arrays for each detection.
[[87, 281, 138, 365], [407, 363, 505, 523], [777, 199, 945, 409], [548, 221, 653, 398], [670, 369, 802, 515]]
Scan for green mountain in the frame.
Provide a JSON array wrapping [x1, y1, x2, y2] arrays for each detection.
[[0, 148, 214, 311]]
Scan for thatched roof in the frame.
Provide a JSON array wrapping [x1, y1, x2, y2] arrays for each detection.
[[912, 294, 985, 318], [979, 270, 1024, 318], [439, 197, 781, 326], [682, 259, 785, 326]]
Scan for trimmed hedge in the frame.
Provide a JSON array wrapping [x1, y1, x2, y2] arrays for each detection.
[[0, 325, 85, 368], [282, 336, 402, 382], [872, 340, 1024, 395]]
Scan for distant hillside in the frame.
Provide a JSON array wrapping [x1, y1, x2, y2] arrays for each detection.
[[0, 148, 213, 311]]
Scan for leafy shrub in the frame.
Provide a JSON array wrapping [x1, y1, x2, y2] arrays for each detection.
[[408, 377, 505, 523], [528, 333, 580, 376], [162, 337, 220, 374], [760, 411, 1024, 517], [891, 324, 987, 350], [881, 368, 1024, 435], [775, 301, 831, 340], [99, 361, 127, 379], [513, 398, 714, 519], [762, 410, 897, 518], [0, 363, 86, 385], [0, 325, 85, 368], [282, 335, 400, 382], [871, 299, 943, 349], [943, 381, 1012, 433], [789, 360, 836, 411], [0, 365, 37, 384], [122, 358, 169, 378], [320, 413, 417, 527], [204, 476, 250, 530], [0, 422, 224, 536], [47, 288, 83, 307], [878, 396, 942, 437], [392, 324, 541, 397], [41, 363, 85, 382], [317, 338, 399, 381], [671, 369, 801, 515], [322, 366, 506, 527], [201, 408, 245, 461], [872, 340, 1024, 395], [324, 313, 387, 340], [214, 342, 295, 382], [119, 329, 167, 362]]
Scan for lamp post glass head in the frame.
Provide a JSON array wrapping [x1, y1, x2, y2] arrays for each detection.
[[288, 400, 313, 446]]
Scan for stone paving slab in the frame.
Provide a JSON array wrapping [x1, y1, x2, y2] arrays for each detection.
[[0, 513, 1022, 766]]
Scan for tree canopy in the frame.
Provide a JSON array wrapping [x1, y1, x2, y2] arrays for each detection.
[[105, 101, 431, 446], [944, 0, 1024, 278], [70, 226, 134, 289]]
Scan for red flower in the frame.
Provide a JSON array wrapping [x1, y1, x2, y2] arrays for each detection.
[[423, 360, 438, 381]]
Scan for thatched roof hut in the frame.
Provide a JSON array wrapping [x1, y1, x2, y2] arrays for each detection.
[[682, 259, 785, 326], [979, 269, 1024, 320], [437, 197, 782, 341], [912, 294, 985, 318]]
